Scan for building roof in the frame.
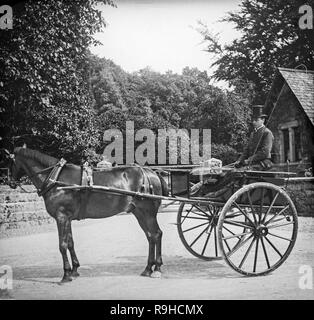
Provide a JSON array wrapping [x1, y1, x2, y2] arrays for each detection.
[[275, 67, 314, 126]]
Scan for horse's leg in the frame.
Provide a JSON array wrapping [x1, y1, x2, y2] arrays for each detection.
[[145, 212, 163, 278], [153, 228, 163, 275], [56, 209, 72, 283], [132, 208, 155, 277], [68, 222, 80, 278]]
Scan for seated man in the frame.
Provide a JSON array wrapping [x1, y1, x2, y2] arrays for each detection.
[[235, 105, 274, 170], [200, 105, 274, 200]]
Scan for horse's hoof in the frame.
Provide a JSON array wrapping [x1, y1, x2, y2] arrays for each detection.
[[150, 271, 162, 279], [71, 270, 80, 278], [140, 269, 152, 277], [60, 276, 72, 284]]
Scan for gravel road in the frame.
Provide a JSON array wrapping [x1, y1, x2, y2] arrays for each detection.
[[0, 206, 314, 300]]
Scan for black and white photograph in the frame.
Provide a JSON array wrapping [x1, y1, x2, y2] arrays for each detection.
[[0, 0, 313, 305]]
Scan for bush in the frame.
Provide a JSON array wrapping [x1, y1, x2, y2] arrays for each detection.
[[211, 143, 239, 165]]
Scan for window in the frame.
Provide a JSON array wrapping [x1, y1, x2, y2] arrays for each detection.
[[294, 126, 302, 161], [282, 129, 290, 162]]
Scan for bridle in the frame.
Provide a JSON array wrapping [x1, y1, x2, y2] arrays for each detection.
[[4, 150, 67, 196]]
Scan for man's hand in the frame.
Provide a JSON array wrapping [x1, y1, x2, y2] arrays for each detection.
[[235, 159, 250, 168], [244, 157, 254, 165]]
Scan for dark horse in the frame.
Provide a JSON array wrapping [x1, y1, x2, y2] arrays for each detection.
[[8, 147, 168, 282]]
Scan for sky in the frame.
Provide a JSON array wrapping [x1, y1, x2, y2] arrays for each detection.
[[91, 0, 242, 81]]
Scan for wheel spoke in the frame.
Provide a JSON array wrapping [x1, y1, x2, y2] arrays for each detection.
[[266, 217, 289, 224], [190, 209, 209, 218], [222, 231, 252, 241], [226, 212, 243, 219], [247, 191, 258, 225], [267, 221, 295, 229], [260, 237, 270, 269], [222, 233, 231, 252], [193, 204, 212, 217], [239, 237, 256, 269], [253, 237, 259, 272], [233, 201, 255, 226], [268, 232, 293, 242], [201, 224, 213, 256], [181, 206, 193, 224], [222, 225, 243, 240], [262, 191, 279, 224], [181, 215, 209, 221], [224, 220, 255, 229], [189, 225, 209, 248], [259, 187, 265, 223], [265, 204, 290, 225], [206, 205, 215, 216], [214, 226, 218, 256], [183, 221, 210, 233], [226, 234, 254, 257], [264, 235, 283, 258]]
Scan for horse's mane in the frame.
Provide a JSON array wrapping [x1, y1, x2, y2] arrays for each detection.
[[14, 147, 59, 167]]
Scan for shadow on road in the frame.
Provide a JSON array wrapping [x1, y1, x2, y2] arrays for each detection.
[[12, 255, 243, 284]]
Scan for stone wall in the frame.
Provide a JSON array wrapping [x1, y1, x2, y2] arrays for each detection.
[[0, 185, 53, 233]]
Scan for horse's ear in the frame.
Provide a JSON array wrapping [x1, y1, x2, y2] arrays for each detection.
[[22, 143, 27, 148]]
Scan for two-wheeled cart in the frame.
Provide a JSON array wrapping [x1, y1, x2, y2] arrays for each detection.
[[58, 165, 298, 276]]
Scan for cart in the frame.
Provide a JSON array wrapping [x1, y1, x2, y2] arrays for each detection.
[[57, 164, 298, 277], [169, 165, 298, 276]]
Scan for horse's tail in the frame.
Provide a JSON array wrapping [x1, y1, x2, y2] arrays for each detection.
[[157, 172, 169, 196]]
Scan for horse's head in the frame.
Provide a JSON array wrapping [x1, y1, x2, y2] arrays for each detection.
[[3, 146, 26, 189]]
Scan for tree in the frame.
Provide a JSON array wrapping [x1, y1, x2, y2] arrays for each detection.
[[88, 57, 252, 158], [199, 0, 314, 101], [0, 0, 114, 162]]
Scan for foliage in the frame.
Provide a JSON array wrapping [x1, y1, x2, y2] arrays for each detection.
[[211, 143, 239, 165], [89, 57, 252, 156], [199, 0, 314, 101], [0, 1, 254, 165], [0, 0, 114, 162]]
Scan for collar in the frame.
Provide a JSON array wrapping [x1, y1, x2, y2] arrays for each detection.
[[254, 125, 265, 132]]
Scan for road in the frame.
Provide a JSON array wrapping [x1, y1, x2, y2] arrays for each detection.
[[0, 205, 314, 300]]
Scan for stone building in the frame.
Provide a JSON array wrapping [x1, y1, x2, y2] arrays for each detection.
[[265, 67, 314, 173]]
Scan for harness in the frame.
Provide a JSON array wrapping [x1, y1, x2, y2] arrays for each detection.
[[37, 158, 67, 196], [8, 152, 155, 218], [9, 154, 67, 197], [134, 164, 154, 195]]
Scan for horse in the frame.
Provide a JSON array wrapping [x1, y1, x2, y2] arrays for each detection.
[[6, 146, 168, 283]]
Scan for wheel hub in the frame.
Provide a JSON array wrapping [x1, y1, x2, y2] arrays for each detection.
[[254, 224, 268, 237], [209, 214, 219, 227]]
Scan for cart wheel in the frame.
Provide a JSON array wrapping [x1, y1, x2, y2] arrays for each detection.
[[177, 202, 222, 260], [217, 182, 298, 276]]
